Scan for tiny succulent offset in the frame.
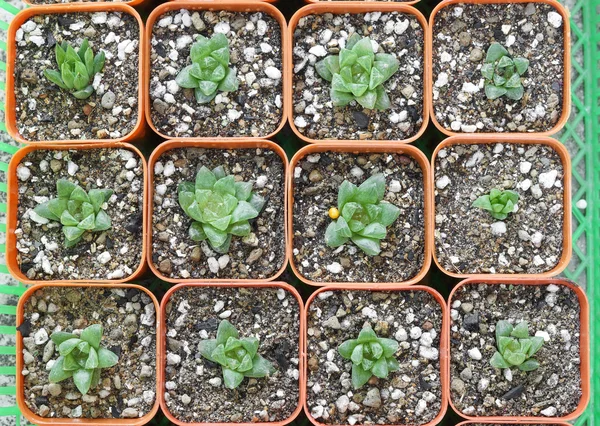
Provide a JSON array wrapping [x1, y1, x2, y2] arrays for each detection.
[[472, 188, 519, 220], [338, 327, 399, 389], [315, 33, 400, 110], [178, 166, 265, 253], [482, 42, 529, 101], [44, 39, 106, 100], [198, 320, 275, 389], [175, 33, 239, 104], [48, 324, 119, 395], [490, 320, 545, 372], [325, 174, 401, 256], [33, 179, 113, 247]]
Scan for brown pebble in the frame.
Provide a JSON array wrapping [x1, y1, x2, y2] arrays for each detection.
[[83, 104, 93, 116], [159, 259, 172, 274]]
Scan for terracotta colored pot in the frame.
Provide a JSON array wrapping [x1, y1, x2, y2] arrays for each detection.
[[144, 1, 289, 141], [146, 139, 289, 283], [431, 135, 572, 278], [287, 143, 433, 286], [303, 284, 448, 426], [6, 142, 148, 285], [428, 0, 571, 136], [16, 282, 161, 425], [287, 3, 429, 144], [6, 4, 146, 144], [158, 281, 305, 426], [22, 0, 146, 8], [447, 278, 590, 421]]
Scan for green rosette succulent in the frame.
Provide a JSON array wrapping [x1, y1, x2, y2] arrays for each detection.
[[482, 42, 529, 101], [44, 39, 105, 100], [178, 166, 265, 253], [48, 324, 119, 395], [472, 188, 519, 220], [175, 33, 239, 104], [315, 33, 400, 110], [33, 179, 113, 248], [198, 320, 275, 389], [325, 174, 401, 256], [490, 320, 544, 372], [339, 327, 399, 389]]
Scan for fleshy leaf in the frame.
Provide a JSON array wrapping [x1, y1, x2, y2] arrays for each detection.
[[73, 369, 94, 395], [351, 363, 373, 389], [216, 320, 239, 345]]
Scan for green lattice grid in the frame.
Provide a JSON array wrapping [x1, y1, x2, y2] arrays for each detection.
[[0, 0, 596, 424]]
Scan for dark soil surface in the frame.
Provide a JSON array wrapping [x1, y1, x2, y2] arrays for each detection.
[[306, 289, 443, 425], [434, 142, 565, 274], [292, 11, 424, 141], [14, 12, 140, 141], [149, 9, 283, 138], [16, 148, 144, 281], [292, 151, 425, 283], [450, 283, 582, 418], [432, 2, 565, 133], [21, 286, 157, 420], [164, 286, 300, 423], [151, 147, 286, 280]]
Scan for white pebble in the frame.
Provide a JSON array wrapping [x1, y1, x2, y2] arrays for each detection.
[[97, 251, 111, 265], [309, 45, 327, 57], [490, 222, 507, 235], [519, 161, 532, 174], [326, 262, 343, 274], [547, 11, 563, 28], [214, 22, 230, 34], [468, 348, 482, 360], [436, 176, 450, 190], [264, 66, 282, 80], [538, 170, 558, 188]]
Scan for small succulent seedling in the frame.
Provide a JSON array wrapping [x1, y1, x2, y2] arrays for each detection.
[[482, 42, 529, 101], [48, 324, 119, 395], [315, 33, 400, 110], [33, 179, 112, 247], [472, 188, 519, 220], [44, 39, 105, 100], [198, 320, 275, 389], [178, 166, 265, 253], [490, 320, 544, 371], [175, 33, 239, 104], [338, 327, 399, 389], [325, 174, 400, 256]]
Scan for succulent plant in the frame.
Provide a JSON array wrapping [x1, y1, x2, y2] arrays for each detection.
[[490, 320, 544, 372], [339, 327, 399, 389], [48, 324, 119, 395], [482, 42, 529, 101], [43, 39, 105, 100], [198, 320, 275, 389], [175, 33, 239, 104], [33, 179, 113, 248], [472, 188, 519, 220], [178, 166, 265, 253], [315, 33, 400, 110], [325, 174, 400, 256]]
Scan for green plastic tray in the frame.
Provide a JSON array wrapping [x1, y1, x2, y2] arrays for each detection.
[[0, 0, 596, 424]]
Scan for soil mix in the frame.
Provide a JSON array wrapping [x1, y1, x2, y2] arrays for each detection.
[[292, 11, 424, 141], [16, 148, 144, 281], [432, 2, 565, 133], [306, 290, 443, 425], [293, 151, 425, 283], [163, 286, 300, 423], [434, 142, 564, 274], [149, 9, 283, 138], [450, 283, 582, 418], [151, 146, 286, 280], [21, 286, 157, 420], [14, 11, 140, 141]]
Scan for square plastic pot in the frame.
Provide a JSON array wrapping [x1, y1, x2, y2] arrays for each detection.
[[146, 139, 289, 283], [287, 143, 433, 286], [428, 0, 571, 136], [16, 282, 161, 426], [6, 142, 148, 285], [158, 282, 305, 426], [303, 284, 448, 426], [144, 1, 289, 141], [446, 278, 590, 422], [286, 2, 429, 144], [431, 135, 572, 279], [6, 4, 146, 144]]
